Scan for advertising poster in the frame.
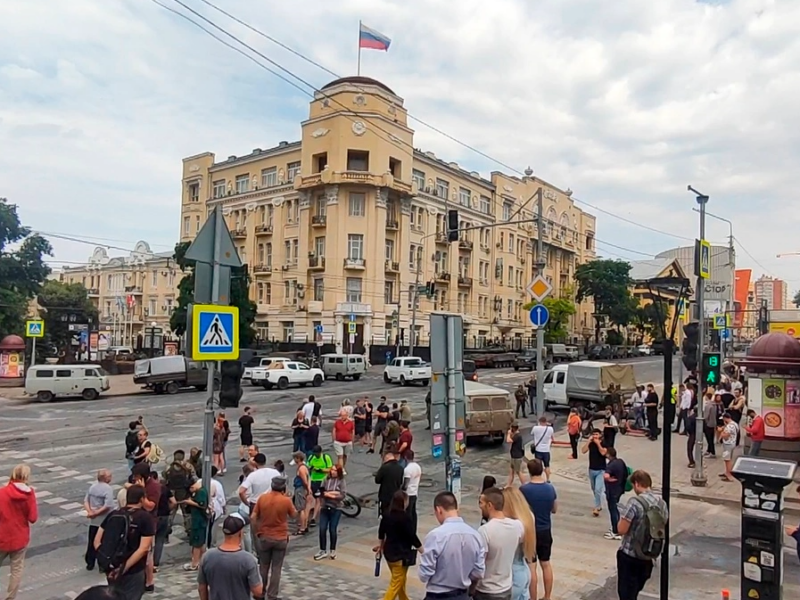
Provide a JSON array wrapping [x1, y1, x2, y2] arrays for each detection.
[[762, 378, 786, 438], [785, 380, 800, 439], [164, 342, 178, 356], [0, 352, 22, 378], [97, 332, 111, 352]]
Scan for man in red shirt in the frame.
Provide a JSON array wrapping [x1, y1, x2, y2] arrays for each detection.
[[745, 409, 765, 456], [397, 420, 413, 467], [332, 410, 355, 474]]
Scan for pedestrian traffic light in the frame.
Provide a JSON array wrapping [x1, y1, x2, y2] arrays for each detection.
[[681, 321, 699, 371], [701, 352, 721, 388], [219, 360, 244, 408], [447, 209, 459, 242], [425, 281, 436, 298]]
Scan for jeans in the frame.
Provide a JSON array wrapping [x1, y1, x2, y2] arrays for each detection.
[[0, 549, 26, 600], [569, 434, 579, 459], [108, 568, 146, 600], [607, 491, 622, 534], [616, 549, 653, 600], [319, 506, 341, 551], [256, 537, 288, 600], [687, 429, 696, 465], [383, 560, 410, 600], [515, 401, 526, 419], [85, 524, 99, 568], [588, 469, 605, 509], [153, 516, 169, 566], [633, 406, 645, 429], [749, 441, 762, 456], [511, 556, 531, 600], [407, 495, 418, 534], [646, 408, 659, 439], [293, 436, 305, 454], [127, 458, 135, 471], [529, 394, 536, 415]]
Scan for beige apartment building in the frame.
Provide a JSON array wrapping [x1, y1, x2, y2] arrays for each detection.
[[59, 241, 178, 347], [180, 76, 596, 353]]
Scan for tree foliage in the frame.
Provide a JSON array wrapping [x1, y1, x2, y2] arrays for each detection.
[[633, 302, 668, 339], [37, 280, 99, 352], [0, 198, 52, 335], [793, 289, 800, 308], [170, 242, 257, 346], [575, 259, 638, 341], [523, 296, 577, 343]]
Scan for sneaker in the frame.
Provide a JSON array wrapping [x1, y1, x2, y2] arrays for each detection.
[[603, 531, 616, 539], [289, 460, 296, 466], [330, 551, 337, 560], [314, 551, 328, 561], [144, 585, 155, 593], [611, 534, 622, 540], [342, 470, 347, 476]]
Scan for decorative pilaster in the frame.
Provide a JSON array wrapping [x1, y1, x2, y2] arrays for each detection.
[[325, 185, 340, 206], [376, 188, 388, 209]]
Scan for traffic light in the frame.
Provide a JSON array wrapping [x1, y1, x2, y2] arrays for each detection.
[[219, 360, 244, 408], [447, 209, 459, 242], [425, 281, 436, 298], [681, 321, 699, 371], [701, 352, 722, 388]]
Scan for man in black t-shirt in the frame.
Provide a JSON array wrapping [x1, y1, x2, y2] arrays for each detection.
[[238, 407, 255, 462], [153, 478, 174, 568], [369, 398, 390, 455], [603, 447, 627, 540], [96, 485, 156, 600], [506, 424, 526, 487]]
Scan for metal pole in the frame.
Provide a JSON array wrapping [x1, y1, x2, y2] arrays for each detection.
[[31, 337, 37, 367], [535, 188, 546, 416], [445, 315, 461, 504], [409, 253, 422, 356], [201, 207, 222, 498], [660, 338, 674, 600], [691, 189, 709, 487]]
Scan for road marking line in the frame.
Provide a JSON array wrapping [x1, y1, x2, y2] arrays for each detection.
[[59, 502, 84, 511], [36, 490, 53, 498], [43, 496, 69, 505], [73, 474, 93, 481]]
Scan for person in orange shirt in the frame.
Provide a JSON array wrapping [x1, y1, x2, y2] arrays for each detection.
[[567, 408, 582, 459], [251, 477, 296, 600]]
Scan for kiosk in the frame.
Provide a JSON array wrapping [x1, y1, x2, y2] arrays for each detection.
[[731, 456, 797, 600]]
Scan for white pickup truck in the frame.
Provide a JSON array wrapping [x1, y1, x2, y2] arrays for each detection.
[[383, 357, 431, 386], [255, 361, 325, 390], [244, 356, 290, 385]]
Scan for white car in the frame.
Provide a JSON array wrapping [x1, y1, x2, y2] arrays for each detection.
[[244, 357, 290, 385], [257, 361, 324, 390], [383, 357, 431, 386], [637, 344, 652, 356]]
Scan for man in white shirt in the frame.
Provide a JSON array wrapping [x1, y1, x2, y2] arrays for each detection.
[[675, 384, 693, 435], [301, 397, 316, 423], [530, 417, 555, 480], [238, 453, 281, 552], [630, 385, 646, 430], [475, 487, 523, 600], [403, 451, 422, 533]]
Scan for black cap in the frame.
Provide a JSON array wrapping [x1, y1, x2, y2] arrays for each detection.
[[223, 513, 248, 535]]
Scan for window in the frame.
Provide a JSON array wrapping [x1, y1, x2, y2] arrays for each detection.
[[282, 321, 294, 342], [287, 161, 301, 181], [107, 274, 112, 288], [459, 187, 471, 207], [503, 202, 512, 221], [188, 183, 199, 202], [257, 282, 264, 302], [347, 150, 369, 171], [257, 243, 265, 265], [315, 236, 326, 257], [480, 195, 491, 214], [385, 239, 395, 261], [412, 169, 425, 191], [284, 280, 297, 302], [284, 241, 292, 265], [586, 233, 594, 251], [509, 234, 515, 252], [151, 270, 158, 287], [313, 152, 328, 173], [346, 277, 362, 302], [235, 174, 250, 194], [261, 167, 277, 188], [313, 278, 324, 301], [314, 194, 326, 216], [556, 371, 566, 384], [195, 215, 200, 232], [389, 157, 402, 178], [165, 298, 173, 312], [435, 178, 449, 199], [239, 245, 247, 264], [348, 193, 366, 216], [435, 250, 448, 273], [265, 282, 272, 304], [384, 281, 395, 304], [213, 179, 226, 198], [56, 369, 72, 378], [409, 244, 423, 269], [266, 205, 274, 227], [265, 243, 272, 267], [104, 300, 112, 315], [410, 206, 424, 230], [148, 298, 157, 315], [481, 229, 490, 248], [183, 216, 190, 235], [407, 285, 419, 310], [347, 234, 364, 259]]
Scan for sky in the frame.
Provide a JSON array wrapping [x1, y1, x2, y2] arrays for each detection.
[[2, 0, 799, 291]]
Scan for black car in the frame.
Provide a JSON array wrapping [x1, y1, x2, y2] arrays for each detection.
[[463, 359, 478, 381], [514, 350, 537, 371], [588, 344, 613, 360]]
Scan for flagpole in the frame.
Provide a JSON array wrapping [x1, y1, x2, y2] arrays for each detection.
[[357, 20, 362, 76]]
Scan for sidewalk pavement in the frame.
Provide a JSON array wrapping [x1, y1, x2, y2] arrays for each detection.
[[0, 374, 145, 401]]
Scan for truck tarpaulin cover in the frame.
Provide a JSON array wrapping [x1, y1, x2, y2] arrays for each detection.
[[567, 361, 637, 395]]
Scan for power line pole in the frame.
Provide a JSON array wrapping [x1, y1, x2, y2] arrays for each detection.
[[535, 187, 546, 416], [409, 252, 422, 356]]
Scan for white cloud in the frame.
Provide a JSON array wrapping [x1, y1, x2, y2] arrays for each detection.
[[1, 0, 799, 287]]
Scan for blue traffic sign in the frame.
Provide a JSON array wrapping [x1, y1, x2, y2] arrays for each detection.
[[315, 324, 324, 334], [721, 328, 731, 340], [529, 304, 550, 327], [25, 320, 44, 338], [191, 304, 239, 361]]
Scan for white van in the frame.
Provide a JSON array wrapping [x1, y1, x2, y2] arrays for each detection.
[[25, 364, 110, 403], [320, 354, 367, 381], [542, 364, 570, 407]]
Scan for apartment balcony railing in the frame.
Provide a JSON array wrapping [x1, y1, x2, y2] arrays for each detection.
[[435, 232, 448, 244], [435, 271, 451, 282], [87, 288, 100, 296], [458, 276, 473, 287], [458, 239, 474, 251], [231, 228, 247, 239], [308, 257, 326, 270], [311, 215, 327, 227], [343, 257, 366, 270], [385, 218, 399, 230], [124, 286, 143, 294], [385, 260, 400, 273], [255, 224, 273, 234], [253, 264, 272, 275]]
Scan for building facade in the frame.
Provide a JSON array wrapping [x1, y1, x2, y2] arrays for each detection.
[[755, 275, 789, 311], [656, 244, 734, 318], [180, 76, 596, 353], [59, 241, 178, 347]]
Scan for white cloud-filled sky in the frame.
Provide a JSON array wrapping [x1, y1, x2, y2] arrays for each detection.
[[2, 0, 799, 290]]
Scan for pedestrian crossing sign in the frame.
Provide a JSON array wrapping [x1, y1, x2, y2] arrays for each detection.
[[191, 305, 239, 361], [25, 320, 44, 338]]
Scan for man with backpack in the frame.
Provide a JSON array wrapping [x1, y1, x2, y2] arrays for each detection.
[[163, 450, 195, 534], [616, 470, 668, 600], [94, 485, 156, 600]]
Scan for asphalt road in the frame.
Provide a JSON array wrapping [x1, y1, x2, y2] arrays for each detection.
[[0, 356, 677, 599]]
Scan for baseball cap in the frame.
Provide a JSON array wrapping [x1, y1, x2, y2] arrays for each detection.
[[223, 513, 249, 535]]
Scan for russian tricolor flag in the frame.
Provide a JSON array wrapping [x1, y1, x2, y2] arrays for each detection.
[[359, 23, 391, 51]]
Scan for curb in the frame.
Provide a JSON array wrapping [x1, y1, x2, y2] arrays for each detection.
[[2, 389, 150, 403]]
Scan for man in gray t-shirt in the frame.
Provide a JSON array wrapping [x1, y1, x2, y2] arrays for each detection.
[[83, 469, 115, 571], [199, 515, 262, 600]]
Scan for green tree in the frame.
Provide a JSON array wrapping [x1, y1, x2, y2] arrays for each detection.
[[793, 289, 800, 308], [632, 302, 668, 341], [523, 296, 577, 343], [0, 198, 52, 335], [37, 280, 98, 352], [574, 259, 638, 342], [169, 242, 257, 346]]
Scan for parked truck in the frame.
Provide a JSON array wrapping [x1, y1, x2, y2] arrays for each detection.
[[133, 356, 219, 394], [542, 360, 637, 410]]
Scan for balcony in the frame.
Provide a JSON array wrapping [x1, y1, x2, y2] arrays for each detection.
[[280, 262, 297, 272], [253, 264, 272, 275], [343, 257, 366, 270], [231, 228, 247, 240], [385, 218, 399, 231], [307, 300, 323, 314], [336, 302, 372, 315], [435, 232, 448, 244], [308, 256, 326, 270], [458, 276, 473, 287], [87, 288, 100, 297], [124, 286, 143, 294], [311, 215, 327, 227], [295, 170, 412, 195], [385, 260, 400, 273], [458, 239, 474, 251], [255, 224, 273, 235], [435, 271, 451, 282]]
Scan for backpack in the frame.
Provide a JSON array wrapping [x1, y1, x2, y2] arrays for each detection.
[[166, 463, 191, 493], [96, 509, 132, 574], [624, 466, 634, 493], [146, 443, 164, 464], [631, 495, 668, 560]]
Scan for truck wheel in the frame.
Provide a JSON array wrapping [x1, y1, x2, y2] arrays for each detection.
[[37, 390, 53, 403], [421, 379, 429, 386], [165, 382, 180, 395], [277, 377, 289, 390], [336, 373, 344, 381], [154, 384, 165, 395], [400, 375, 407, 386], [352, 374, 361, 381], [264, 382, 274, 390], [514, 366, 519, 371], [82, 388, 99, 401], [383, 373, 391, 383], [313, 375, 323, 387], [195, 385, 207, 392]]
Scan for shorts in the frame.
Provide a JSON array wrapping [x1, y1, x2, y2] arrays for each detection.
[[533, 528, 553, 562], [293, 487, 308, 511], [355, 423, 367, 437], [510, 458, 524, 473], [310, 480, 323, 498], [189, 522, 208, 548], [241, 433, 253, 447], [534, 451, 551, 468], [374, 423, 386, 437], [365, 418, 373, 433], [722, 448, 734, 461], [333, 441, 353, 457]]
